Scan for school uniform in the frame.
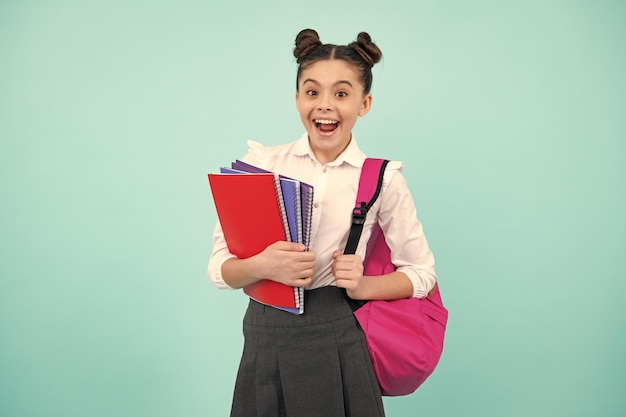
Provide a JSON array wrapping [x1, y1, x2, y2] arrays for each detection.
[[209, 134, 437, 417], [230, 287, 383, 417]]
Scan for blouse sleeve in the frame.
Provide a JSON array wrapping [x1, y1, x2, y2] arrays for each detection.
[[207, 142, 264, 289], [207, 221, 237, 289], [377, 163, 437, 298]]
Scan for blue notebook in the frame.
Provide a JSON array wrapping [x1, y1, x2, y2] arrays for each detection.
[[277, 178, 301, 243]]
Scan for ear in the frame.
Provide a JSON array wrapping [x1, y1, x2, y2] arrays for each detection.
[[359, 93, 373, 117], [295, 91, 301, 111]]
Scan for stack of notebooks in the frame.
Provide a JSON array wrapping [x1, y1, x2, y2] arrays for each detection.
[[207, 160, 314, 314]]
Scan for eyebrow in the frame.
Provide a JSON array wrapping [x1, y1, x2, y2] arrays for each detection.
[[302, 78, 354, 88]]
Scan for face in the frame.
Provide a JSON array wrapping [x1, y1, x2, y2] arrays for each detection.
[[295, 59, 372, 165]]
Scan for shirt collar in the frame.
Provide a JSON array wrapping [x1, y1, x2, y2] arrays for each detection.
[[292, 133, 365, 168]]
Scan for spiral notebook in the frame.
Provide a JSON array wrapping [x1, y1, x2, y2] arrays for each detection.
[[208, 172, 300, 314], [230, 160, 314, 250], [209, 163, 314, 315], [221, 166, 300, 244], [208, 172, 288, 258]]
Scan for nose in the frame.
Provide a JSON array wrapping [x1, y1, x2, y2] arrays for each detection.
[[317, 105, 331, 111], [317, 93, 332, 111]]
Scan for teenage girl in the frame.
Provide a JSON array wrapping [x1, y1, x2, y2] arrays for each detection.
[[209, 28, 437, 417]]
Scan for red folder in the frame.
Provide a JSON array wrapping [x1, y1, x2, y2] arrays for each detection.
[[207, 173, 299, 311]]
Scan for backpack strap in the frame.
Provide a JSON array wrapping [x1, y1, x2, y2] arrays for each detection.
[[344, 158, 390, 255]]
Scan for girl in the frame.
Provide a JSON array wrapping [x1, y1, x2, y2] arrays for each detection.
[[209, 29, 437, 417]]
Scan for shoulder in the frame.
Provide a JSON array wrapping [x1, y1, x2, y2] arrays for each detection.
[[360, 156, 405, 188], [379, 160, 411, 205], [360, 158, 408, 202], [362, 158, 404, 188], [382, 160, 404, 187], [245, 140, 295, 159], [242, 137, 307, 169]]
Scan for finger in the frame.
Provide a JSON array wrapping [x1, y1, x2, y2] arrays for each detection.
[[334, 259, 356, 271], [335, 278, 354, 290], [293, 276, 312, 287], [298, 251, 316, 262], [273, 241, 306, 252]]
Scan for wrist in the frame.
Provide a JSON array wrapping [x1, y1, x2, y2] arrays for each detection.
[[346, 275, 371, 300], [222, 257, 264, 289]]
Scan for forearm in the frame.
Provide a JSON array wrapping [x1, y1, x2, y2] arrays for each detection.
[[219, 241, 316, 289], [221, 257, 264, 289], [350, 271, 414, 301]]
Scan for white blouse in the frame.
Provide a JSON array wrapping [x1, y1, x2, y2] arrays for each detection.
[[208, 133, 437, 298]]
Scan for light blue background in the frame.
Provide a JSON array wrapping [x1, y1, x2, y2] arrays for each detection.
[[1, 1, 624, 416]]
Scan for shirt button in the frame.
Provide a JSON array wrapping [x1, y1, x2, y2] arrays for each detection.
[[314, 202, 320, 209], [322, 167, 327, 173]]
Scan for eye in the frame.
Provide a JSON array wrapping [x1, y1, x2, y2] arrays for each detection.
[[336, 91, 347, 98], [306, 90, 317, 96]]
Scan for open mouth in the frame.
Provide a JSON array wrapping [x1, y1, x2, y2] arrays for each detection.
[[315, 119, 339, 134]]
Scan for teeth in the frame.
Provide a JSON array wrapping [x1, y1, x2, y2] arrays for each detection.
[[315, 119, 338, 125]]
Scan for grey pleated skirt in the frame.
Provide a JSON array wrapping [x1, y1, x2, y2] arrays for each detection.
[[230, 286, 385, 417]]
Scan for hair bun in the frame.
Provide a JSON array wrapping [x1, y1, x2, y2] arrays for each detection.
[[350, 32, 382, 67], [294, 29, 323, 63]]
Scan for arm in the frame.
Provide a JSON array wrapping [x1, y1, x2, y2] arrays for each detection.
[[221, 241, 315, 289], [208, 217, 315, 289], [332, 165, 436, 300], [332, 250, 413, 300], [380, 170, 437, 298]]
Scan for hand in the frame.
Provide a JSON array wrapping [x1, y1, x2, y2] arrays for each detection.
[[331, 250, 365, 298], [256, 241, 315, 287]]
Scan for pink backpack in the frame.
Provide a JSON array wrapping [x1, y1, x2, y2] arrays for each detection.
[[344, 158, 448, 396]]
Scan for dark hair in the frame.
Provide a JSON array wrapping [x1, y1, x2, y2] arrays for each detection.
[[293, 29, 383, 94]]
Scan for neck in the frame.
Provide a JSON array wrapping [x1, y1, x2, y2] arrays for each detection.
[[309, 135, 352, 165]]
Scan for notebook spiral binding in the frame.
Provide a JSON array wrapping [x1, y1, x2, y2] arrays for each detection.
[[301, 183, 314, 251], [272, 174, 291, 242], [297, 183, 314, 314]]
